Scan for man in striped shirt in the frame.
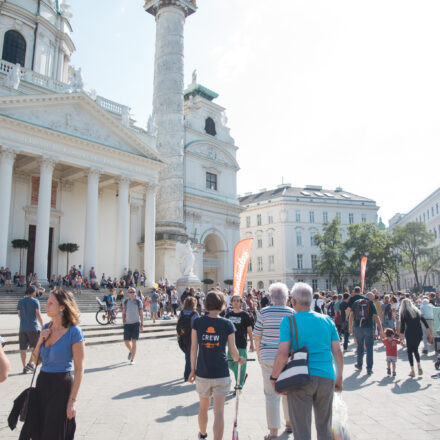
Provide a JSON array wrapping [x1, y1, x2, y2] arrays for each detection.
[[253, 283, 295, 439]]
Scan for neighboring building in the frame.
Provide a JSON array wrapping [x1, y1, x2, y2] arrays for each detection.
[[0, 0, 239, 286], [239, 184, 379, 292], [389, 187, 440, 291]]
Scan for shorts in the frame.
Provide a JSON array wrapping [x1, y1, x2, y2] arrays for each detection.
[[196, 376, 231, 397], [150, 303, 159, 313], [386, 356, 397, 363], [19, 331, 40, 350], [124, 323, 140, 341]]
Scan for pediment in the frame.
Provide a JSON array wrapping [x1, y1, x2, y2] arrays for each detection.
[[0, 93, 162, 162], [185, 140, 239, 170]]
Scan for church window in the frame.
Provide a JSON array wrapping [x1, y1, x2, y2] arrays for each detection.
[[206, 172, 217, 190], [205, 117, 217, 136], [2, 30, 26, 66]]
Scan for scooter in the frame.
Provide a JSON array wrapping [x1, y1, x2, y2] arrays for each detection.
[[232, 363, 242, 440]]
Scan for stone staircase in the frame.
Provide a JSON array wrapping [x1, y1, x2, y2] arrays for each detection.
[[0, 287, 116, 314], [1, 321, 177, 354]]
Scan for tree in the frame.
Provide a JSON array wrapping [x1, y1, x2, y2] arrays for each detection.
[[11, 239, 30, 275], [202, 278, 214, 286], [393, 222, 435, 291], [224, 279, 233, 286], [58, 243, 79, 275], [314, 217, 348, 292], [420, 247, 440, 288]]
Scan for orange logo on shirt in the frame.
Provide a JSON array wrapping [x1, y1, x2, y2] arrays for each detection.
[[206, 327, 216, 334]]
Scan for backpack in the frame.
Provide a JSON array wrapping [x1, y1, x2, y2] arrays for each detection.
[[123, 298, 143, 312], [176, 311, 196, 353], [354, 299, 370, 327], [384, 303, 393, 321], [313, 299, 323, 314], [327, 302, 335, 318]]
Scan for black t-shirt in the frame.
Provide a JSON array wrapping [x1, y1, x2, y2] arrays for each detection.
[[225, 311, 253, 349], [339, 301, 349, 323], [192, 315, 235, 379], [260, 297, 270, 308], [347, 294, 364, 310]]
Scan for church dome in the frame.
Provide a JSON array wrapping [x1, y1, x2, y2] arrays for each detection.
[[0, 0, 75, 82]]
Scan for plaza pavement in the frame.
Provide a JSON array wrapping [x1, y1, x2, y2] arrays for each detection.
[[0, 318, 439, 439]]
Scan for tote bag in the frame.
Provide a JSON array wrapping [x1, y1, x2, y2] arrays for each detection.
[[275, 315, 311, 393]]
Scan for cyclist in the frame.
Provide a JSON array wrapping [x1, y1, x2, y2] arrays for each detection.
[[104, 289, 117, 322]]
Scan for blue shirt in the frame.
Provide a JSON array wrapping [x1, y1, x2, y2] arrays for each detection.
[[40, 324, 84, 373], [279, 311, 339, 380], [17, 297, 40, 332]]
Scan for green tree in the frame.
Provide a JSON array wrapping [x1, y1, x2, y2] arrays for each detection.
[[420, 247, 440, 288], [11, 239, 30, 275], [393, 222, 435, 291], [58, 243, 79, 275], [314, 217, 348, 292]]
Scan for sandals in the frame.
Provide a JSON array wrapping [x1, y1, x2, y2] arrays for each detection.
[[418, 368, 423, 376], [409, 371, 415, 377]]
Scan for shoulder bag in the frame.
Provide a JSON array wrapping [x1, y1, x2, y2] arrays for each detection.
[[275, 314, 311, 393]]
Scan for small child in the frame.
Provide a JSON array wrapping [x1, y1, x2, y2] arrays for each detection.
[[382, 328, 400, 377]]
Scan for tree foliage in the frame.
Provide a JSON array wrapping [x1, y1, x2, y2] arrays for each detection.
[[58, 243, 79, 274], [314, 217, 348, 292], [11, 239, 30, 275]]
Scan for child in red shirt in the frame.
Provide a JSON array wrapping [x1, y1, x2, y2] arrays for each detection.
[[382, 328, 400, 377]]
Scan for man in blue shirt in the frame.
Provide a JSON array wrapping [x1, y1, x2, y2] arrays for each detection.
[[17, 285, 43, 374], [271, 282, 343, 440]]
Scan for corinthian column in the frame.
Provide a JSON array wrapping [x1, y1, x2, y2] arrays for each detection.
[[116, 177, 131, 277], [144, 183, 158, 287], [0, 148, 16, 267], [83, 168, 101, 277], [34, 157, 56, 283]]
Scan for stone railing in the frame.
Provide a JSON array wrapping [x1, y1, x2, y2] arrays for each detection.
[[95, 95, 130, 116]]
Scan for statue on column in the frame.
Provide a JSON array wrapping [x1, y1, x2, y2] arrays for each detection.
[[175, 240, 196, 277], [192, 69, 197, 84], [68, 66, 84, 93], [4, 63, 21, 90]]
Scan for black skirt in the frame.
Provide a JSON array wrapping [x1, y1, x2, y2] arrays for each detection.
[[33, 371, 76, 439]]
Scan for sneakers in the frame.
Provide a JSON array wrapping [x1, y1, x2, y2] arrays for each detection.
[[128, 352, 132, 361], [22, 367, 28, 374], [130, 359, 135, 365], [387, 367, 391, 376], [354, 364, 362, 371], [25, 363, 35, 373], [392, 371, 396, 377], [198, 433, 208, 439], [367, 370, 373, 375]]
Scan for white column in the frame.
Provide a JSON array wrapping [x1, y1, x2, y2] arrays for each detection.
[[144, 183, 157, 287], [0, 148, 16, 267], [34, 157, 56, 283], [83, 168, 100, 277], [116, 177, 130, 277]]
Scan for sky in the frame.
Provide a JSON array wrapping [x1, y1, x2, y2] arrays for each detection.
[[70, 0, 440, 225]]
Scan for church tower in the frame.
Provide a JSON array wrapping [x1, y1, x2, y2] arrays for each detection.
[[145, 0, 197, 279], [0, 0, 75, 82]]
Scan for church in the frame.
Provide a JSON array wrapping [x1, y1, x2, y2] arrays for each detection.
[[0, 0, 241, 287]]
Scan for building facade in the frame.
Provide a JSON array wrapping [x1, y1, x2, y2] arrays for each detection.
[[389, 187, 440, 291], [239, 184, 379, 292], [0, 0, 240, 285]]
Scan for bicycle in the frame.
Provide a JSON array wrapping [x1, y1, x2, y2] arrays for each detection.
[[95, 298, 122, 325]]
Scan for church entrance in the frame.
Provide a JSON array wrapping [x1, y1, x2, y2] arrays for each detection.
[[26, 225, 54, 279], [202, 233, 225, 286]]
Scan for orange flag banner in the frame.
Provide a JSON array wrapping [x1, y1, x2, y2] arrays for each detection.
[[232, 238, 254, 297], [360, 256, 368, 294]]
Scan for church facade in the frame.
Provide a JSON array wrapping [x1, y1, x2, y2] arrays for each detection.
[[0, 0, 240, 286]]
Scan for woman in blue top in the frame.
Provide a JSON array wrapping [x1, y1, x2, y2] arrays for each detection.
[[32, 289, 85, 439]]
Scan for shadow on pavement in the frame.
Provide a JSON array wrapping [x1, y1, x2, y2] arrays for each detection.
[[391, 378, 431, 394], [112, 378, 189, 400], [85, 362, 127, 374], [343, 371, 377, 391]]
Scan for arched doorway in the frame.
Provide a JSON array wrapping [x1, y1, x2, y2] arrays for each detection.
[[202, 233, 225, 286]]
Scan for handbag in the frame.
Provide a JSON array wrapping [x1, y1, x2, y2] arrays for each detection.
[[19, 354, 39, 422], [275, 314, 311, 393]]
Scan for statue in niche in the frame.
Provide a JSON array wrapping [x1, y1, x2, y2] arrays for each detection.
[[176, 240, 196, 277], [4, 63, 21, 90]]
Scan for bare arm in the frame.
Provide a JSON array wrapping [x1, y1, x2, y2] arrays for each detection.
[[348, 311, 354, 334], [0, 344, 11, 383], [139, 306, 144, 329], [228, 333, 240, 362], [66, 341, 85, 419], [190, 329, 198, 374], [271, 340, 290, 379], [373, 314, 384, 338], [331, 340, 344, 391], [247, 326, 255, 351], [254, 335, 261, 360]]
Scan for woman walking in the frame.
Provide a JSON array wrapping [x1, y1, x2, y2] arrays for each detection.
[[31, 289, 85, 439], [399, 298, 433, 377]]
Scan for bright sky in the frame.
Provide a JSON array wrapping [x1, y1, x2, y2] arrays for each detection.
[[71, 0, 440, 225]]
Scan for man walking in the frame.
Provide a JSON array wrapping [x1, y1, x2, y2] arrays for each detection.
[[339, 293, 350, 351], [17, 285, 43, 373], [271, 282, 343, 440], [349, 291, 384, 374], [122, 287, 144, 365]]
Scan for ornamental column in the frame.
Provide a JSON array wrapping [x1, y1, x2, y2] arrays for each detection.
[[145, 0, 197, 238], [34, 157, 56, 283], [116, 177, 131, 276], [83, 168, 101, 277], [144, 183, 157, 287], [0, 148, 16, 267]]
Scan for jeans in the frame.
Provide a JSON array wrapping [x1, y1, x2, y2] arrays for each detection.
[[354, 326, 375, 371], [422, 319, 434, 351]]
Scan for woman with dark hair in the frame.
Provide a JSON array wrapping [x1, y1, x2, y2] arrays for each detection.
[[31, 289, 85, 439], [399, 298, 433, 377]]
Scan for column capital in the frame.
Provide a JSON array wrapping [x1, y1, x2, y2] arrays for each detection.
[[117, 176, 132, 186], [86, 168, 102, 180], [0, 147, 17, 164], [145, 181, 159, 194], [39, 156, 57, 172], [144, 0, 197, 17]]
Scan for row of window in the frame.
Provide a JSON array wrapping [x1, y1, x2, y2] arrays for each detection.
[[247, 279, 332, 291], [416, 202, 440, 224], [2, 30, 26, 67], [248, 255, 275, 272], [297, 254, 319, 269], [246, 211, 367, 227]]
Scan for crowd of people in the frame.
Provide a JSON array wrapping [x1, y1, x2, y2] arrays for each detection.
[[1, 278, 439, 439]]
